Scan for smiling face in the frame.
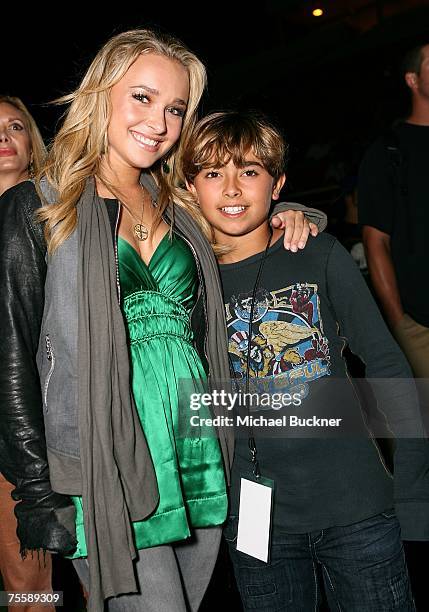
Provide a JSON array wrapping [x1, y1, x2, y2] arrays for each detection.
[[189, 152, 285, 244], [0, 102, 32, 179], [105, 53, 189, 174]]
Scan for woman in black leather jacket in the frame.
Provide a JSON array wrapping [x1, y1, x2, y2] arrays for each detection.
[[0, 95, 56, 612]]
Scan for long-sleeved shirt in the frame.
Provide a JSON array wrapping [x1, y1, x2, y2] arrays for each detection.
[[220, 232, 429, 540]]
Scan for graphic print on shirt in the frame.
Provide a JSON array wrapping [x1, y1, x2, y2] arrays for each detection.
[[225, 283, 330, 397]]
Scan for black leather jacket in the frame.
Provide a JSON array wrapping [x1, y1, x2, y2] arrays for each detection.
[[0, 182, 77, 554]]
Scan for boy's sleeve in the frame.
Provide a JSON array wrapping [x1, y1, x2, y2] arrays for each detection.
[[326, 238, 429, 540], [271, 201, 327, 232]]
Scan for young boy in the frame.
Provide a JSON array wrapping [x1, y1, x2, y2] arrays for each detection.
[[183, 111, 429, 611]]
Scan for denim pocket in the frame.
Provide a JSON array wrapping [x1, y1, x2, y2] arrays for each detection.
[[229, 547, 290, 610], [246, 582, 277, 597]]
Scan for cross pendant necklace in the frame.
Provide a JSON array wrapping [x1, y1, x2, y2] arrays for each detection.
[[133, 194, 149, 241], [120, 188, 151, 241], [133, 223, 149, 241]]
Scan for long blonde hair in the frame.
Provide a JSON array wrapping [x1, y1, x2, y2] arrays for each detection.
[[37, 29, 207, 253], [0, 95, 46, 174]]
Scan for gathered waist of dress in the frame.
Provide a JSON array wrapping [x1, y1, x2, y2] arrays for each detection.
[[123, 290, 194, 345]]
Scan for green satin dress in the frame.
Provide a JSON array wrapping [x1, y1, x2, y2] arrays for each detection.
[[70, 231, 227, 558]]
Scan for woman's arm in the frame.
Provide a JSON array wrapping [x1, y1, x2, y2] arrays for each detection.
[[270, 201, 327, 251], [0, 181, 76, 555]]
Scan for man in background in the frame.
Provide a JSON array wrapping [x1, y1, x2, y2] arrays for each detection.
[[358, 42, 429, 610], [358, 42, 429, 382]]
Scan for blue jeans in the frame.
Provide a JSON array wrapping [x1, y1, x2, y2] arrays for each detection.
[[224, 511, 415, 611]]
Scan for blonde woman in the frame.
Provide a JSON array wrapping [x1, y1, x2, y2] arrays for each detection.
[[0, 30, 325, 612], [0, 96, 54, 612], [0, 96, 45, 195]]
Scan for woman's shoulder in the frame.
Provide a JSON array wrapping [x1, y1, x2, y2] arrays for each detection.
[[0, 180, 45, 251], [0, 180, 42, 215]]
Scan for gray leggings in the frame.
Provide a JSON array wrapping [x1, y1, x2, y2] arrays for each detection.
[[72, 526, 222, 612]]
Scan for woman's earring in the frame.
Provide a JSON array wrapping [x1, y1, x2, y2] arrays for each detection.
[[162, 160, 170, 174], [28, 153, 35, 178], [101, 134, 109, 155]]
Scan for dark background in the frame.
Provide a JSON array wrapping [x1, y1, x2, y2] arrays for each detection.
[[2, 1, 429, 610], [3, 0, 429, 210]]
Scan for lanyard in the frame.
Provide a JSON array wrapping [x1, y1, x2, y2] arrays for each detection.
[[244, 227, 273, 479]]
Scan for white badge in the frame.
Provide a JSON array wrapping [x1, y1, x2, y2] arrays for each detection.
[[236, 476, 274, 562]]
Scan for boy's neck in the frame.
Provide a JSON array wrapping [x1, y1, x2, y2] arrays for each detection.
[[218, 223, 283, 264]]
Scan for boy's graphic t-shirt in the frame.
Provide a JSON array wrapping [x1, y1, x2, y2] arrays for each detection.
[[226, 281, 331, 394], [219, 233, 421, 533]]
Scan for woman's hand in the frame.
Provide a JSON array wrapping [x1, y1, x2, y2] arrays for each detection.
[[271, 210, 319, 252], [14, 489, 77, 556]]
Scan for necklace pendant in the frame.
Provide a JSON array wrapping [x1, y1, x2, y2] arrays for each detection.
[[134, 223, 149, 241]]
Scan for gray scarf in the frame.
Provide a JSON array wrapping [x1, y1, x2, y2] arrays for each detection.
[[77, 179, 159, 612]]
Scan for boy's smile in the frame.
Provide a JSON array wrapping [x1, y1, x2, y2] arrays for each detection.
[[219, 205, 247, 218]]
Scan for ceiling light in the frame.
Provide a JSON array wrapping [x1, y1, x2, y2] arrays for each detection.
[[312, 8, 324, 17]]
